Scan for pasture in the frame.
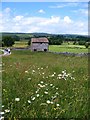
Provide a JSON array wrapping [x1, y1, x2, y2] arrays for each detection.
[[13, 41, 28, 48], [13, 41, 89, 53], [2, 50, 89, 119], [49, 45, 88, 53]]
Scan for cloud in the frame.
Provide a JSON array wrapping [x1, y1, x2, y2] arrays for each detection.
[[4, 7, 11, 13], [13, 15, 24, 21], [49, 3, 79, 9], [64, 16, 73, 24], [38, 9, 45, 13], [1, 8, 88, 35], [0, 13, 2, 17], [72, 9, 88, 16], [79, 9, 88, 16], [49, 4, 66, 8], [39, 16, 60, 26]]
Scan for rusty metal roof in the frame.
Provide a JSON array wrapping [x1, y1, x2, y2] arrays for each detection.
[[31, 38, 49, 43]]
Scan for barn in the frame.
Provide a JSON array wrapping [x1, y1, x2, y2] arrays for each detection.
[[31, 38, 49, 51]]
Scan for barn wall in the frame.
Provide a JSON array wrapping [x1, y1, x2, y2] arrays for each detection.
[[31, 43, 49, 51]]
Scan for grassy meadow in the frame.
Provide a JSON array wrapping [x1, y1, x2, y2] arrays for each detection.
[[12, 41, 89, 53], [2, 50, 89, 119], [49, 45, 88, 53], [13, 41, 28, 48]]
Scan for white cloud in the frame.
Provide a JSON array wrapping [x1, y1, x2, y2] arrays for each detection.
[[72, 9, 88, 16], [49, 3, 79, 9], [1, 8, 88, 35], [39, 16, 60, 26], [0, 13, 2, 17], [64, 16, 73, 24], [49, 4, 66, 8], [13, 15, 24, 21], [38, 9, 45, 13], [4, 7, 11, 13], [79, 9, 88, 16]]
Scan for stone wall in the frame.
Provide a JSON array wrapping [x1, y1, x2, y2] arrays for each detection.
[[31, 43, 49, 51]]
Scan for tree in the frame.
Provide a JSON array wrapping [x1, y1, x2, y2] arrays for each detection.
[[28, 40, 31, 46], [12, 35, 20, 41], [85, 42, 89, 48], [48, 35, 63, 45], [2, 36, 15, 47], [78, 41, 86, 45]]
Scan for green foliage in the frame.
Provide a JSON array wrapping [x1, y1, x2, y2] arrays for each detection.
[[2, 33, 90, 44], [85, 42, 90, 48], [28, 40, 31, 46], [0, 41, 4, 47], [73, 41, 78, 45], [48, 35, 63, 45], [78, 41, 86, 45], [28, 38, 31, 46], [76, 35, 90, 42], [2, 42, 5, 47], [73, 41, 76, 45], [12, 35, 20, 41], [2, 36, 15, 47]]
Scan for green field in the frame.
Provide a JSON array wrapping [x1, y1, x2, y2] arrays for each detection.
[[2, 50, 89, 119], [49, 45, 88, 53], [13, 41, 28, 48], [13, 41, 89, 53]]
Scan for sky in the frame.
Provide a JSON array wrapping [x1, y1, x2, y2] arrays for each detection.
[[2, 0, 89, 2], [0, 2, 89, 35]]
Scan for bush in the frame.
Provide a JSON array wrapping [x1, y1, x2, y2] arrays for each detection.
[[28, 40, 31, 46], [78, 41, 86, 45], [2, 42, 5, 47], [85, 42, 89, 48], [73, 41, 76, 45], [2, 36, 15, 47], [12, 35, 20, 41]]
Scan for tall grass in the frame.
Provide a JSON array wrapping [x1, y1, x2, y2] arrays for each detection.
[[2, 50, 89, 119]]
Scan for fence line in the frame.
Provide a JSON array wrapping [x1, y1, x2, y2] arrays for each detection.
[[3, 47, 90, 57]]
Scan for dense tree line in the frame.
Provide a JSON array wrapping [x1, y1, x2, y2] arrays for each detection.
[[48, 35, 90, 46], [1, 33, 90, 48], [48, 35, 64, 45]]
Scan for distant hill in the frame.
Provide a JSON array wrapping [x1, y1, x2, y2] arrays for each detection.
[[1, 32, 90, 42], [1, 32, 88, 37]]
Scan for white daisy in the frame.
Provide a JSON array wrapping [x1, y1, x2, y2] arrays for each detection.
[[46, 100, 51, 104], [15, 98, 20, 101], [0, 112, 5, 115], [32, 97, 35, 101], [56, 104, 60, 107], [28, 100, 31, 104], [40, 81, 44, 84], [25, 71, 28, 73], [44, 91, 48, 94], [36, 94, 39, 97]]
